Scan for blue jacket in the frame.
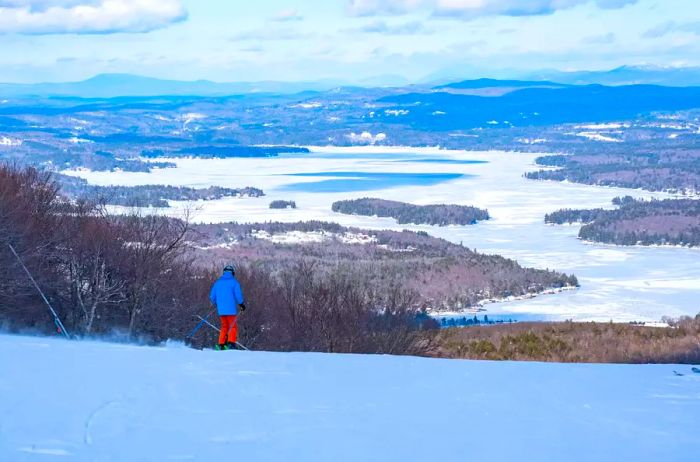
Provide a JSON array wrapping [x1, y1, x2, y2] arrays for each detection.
[[209, 273, 244, 316]]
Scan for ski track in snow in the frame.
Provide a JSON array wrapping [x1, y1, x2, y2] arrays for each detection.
[[1, 334, 700, 461]]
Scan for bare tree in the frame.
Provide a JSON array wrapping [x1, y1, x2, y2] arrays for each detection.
[[61, 203, 126, 334]]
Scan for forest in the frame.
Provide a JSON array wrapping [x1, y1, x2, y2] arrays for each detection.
[[269, 200, 297, 209], [57, 174, 264, 207], [546, 197, 700, 246], [526, 145, 700, 194], [167, 146, 310, 158], [331, 198, 490, 226], [192, 220, 578, 311]]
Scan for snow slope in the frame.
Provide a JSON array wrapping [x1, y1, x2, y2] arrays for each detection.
[[1, 334, 698, 461]]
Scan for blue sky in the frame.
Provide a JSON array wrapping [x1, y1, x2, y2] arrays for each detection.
[[1, 0, 699, 83]]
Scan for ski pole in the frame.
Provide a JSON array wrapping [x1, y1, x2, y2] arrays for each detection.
[[194, 315, 250, 351], [196, 315, 220, 332], [186, 306, 215, 340], [8, 243, 70, 340]]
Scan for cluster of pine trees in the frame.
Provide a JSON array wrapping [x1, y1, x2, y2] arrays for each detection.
[[546, 197, 700, 247], [526, 147, 700, 193], [332, 198, 489, 226], [58, 174, 263, 208], [269, 200, 297, 209]]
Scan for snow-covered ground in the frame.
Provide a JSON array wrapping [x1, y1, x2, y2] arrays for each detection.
[[61, 147, 700, 322], [1, 334, 698, 461], [574, 131, 622, 142]]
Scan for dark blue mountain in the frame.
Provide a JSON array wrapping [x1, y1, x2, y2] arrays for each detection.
[[435, 78, 565, 89], [379, 84, 700, 129]]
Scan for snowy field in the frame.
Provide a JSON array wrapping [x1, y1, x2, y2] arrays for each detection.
[[1, 334, 699, 462], [62, 147, 700, 322]]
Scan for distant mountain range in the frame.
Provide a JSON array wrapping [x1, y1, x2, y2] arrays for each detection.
[[524, 65, 700, 87], [1, 65, 700, 98], [0, 74, 344, 98], [423, 65, 700, 88]]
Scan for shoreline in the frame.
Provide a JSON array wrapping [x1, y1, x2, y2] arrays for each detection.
[[579, 238, 700, 251], [428, 285, 579, 318]]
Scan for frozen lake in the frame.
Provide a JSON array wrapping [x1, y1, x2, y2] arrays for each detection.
[[63, 147, 700, 323]]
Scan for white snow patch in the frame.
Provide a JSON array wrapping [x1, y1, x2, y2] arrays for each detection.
[[575, 123, 630, 129], [339, 232, 377, 245], [192, 241, 239, 250], [18, 446, 72, 456], [377, 244, 416, 252], [517, 138, 547, 144], [180, 113, 207, 128], [658, 123, 687, 130], [291, 102, 322, 109], [575, 132, 622, 143], [180, 113, 206, 122], [0, 136, 22, 146], [68, 137, 93, 144], [385, 109, 409, 116], [251, 230, 377, 245]]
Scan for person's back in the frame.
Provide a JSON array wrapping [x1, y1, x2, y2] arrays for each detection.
[[209, 265, 246, 350]]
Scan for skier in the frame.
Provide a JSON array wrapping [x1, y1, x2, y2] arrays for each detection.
[[209, 265, 246, 350]]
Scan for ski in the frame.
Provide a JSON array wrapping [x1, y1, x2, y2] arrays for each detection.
[[196, 315, 250, 351]]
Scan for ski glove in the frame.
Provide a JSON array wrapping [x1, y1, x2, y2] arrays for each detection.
[[239, 303, 247, 312]]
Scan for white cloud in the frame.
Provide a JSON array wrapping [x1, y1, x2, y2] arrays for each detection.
[[270, 8, 303, 22], [0, 0, 187, 34], [643, 21, 700, 39], [582, 32, 616, 44], [0, 0, 99, 9], [347, 19, 433, 34], [231, 26, 313, 42], [347, 0, 638, 18], [347, 0, 424, 16]]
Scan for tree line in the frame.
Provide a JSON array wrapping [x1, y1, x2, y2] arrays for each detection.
[[526, 146, 700, 194], [58, 174, 264, 207], [332, 198, 490, 226], [546, 197, 700, 247]]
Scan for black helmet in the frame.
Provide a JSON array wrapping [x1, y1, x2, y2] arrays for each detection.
[[223, 265, 235, 274]]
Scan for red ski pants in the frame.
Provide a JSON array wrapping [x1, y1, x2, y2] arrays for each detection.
[[219, 315, 238, 345]]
